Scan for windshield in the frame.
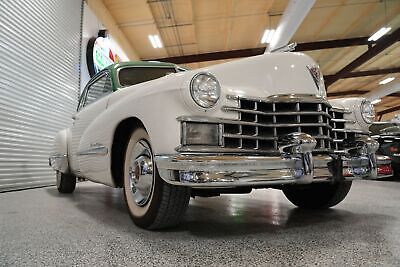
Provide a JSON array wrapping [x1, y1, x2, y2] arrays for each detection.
[[118, 67, 177, 87]]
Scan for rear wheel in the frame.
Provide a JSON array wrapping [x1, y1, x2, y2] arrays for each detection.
[[123, 128, 191, 229], [56, 171, 76, 193], [282, 181, 352, 209]]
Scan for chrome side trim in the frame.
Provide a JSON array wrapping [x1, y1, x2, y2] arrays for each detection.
[[76, 145, 108, 156]]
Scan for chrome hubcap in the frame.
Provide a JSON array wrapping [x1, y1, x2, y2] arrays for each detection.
[[128, 140, 154, 207]]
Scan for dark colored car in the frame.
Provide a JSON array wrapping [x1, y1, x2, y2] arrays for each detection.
[[370, 123, 400, 176]]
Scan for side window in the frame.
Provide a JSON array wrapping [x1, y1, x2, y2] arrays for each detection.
[[82, 73, 113, 108]]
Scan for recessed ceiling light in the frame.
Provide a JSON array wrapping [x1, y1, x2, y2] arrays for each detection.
[[368, 27, 391, 41], [261, 29, 276, 44], [379, 77, 395, 85], [148, 34, 163, 48], [371, 99, 381, 105]]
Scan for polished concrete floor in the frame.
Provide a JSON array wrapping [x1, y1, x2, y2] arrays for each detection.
[[1, 180, 400, 266]]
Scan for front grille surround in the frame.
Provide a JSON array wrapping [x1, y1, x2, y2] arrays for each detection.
[[178, 94, 362, 155]]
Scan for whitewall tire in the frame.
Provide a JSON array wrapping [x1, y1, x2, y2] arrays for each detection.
[[123, 128, 191, 229]]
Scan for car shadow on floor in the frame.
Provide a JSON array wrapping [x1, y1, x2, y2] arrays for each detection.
[[171, 201, 389, 237], [45, 184, 395, 238], [378, 176, 400, 182]]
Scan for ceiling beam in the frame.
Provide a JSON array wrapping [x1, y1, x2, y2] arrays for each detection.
[[389, 92, 400, 97], [325, 27, 400, 88], [148, 37, 378, 64], [377, 104, 400, 116], [328, 90, 368, 97], [324, 67, 400, 80], [328, 91, 400, 98], [297, 37, 376, 51]]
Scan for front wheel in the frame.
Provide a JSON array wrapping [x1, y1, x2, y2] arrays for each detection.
[[56, 171, 76, 193], [282, 181, 352, 209], [123, 128, 191, 230]]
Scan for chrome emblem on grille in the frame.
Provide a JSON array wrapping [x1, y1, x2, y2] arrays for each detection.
[[307, 65, 322, 93]]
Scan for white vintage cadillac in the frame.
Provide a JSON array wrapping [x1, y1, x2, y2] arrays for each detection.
[[50, 50, 378, 229]]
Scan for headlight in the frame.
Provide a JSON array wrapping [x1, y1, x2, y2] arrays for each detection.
[[190, 72, 221, 108], [361, 100, 375, 123]]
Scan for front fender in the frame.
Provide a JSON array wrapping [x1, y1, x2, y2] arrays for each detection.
[[49, 128, 70, 173]]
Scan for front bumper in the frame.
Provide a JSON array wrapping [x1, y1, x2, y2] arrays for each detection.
[[156, 154, 335, 188], [155, 133, 379, 188], [155, 154, 375, 188]]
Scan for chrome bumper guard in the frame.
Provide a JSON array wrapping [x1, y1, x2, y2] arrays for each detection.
[[155, 133, 379, 188], [49, 153, 68, 173], [342, 135, 379, 179]]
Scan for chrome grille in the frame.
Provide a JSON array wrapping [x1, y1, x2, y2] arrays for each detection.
[[222, 96, 333, 154], [178, 95, 361, 155], [329, 109, 356, 150]]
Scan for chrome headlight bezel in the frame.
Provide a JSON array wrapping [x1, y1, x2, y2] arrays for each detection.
[[360, 100, 375, 124], [190, 72, 221, 108]]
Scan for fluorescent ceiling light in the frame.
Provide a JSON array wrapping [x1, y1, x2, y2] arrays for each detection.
[[148, 34, 163, 48], [371, 99, 381, 105], [261, 29, 276, 44], [379, 77, 395, 85], [368, 27, 391, 41]]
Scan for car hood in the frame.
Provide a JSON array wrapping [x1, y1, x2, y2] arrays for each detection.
[[183, 52, 326, 99]]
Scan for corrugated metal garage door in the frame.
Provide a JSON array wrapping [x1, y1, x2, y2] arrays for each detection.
[[0, 0, 83, 191]]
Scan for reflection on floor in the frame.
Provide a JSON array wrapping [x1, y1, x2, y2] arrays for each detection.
[[1, 180, 400, 266]]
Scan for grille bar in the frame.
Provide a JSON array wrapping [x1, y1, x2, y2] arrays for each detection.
[[224, 121, 332, 128], [223, 133, 277, 141], [223, 106, 332, 117], [331, 118, 356, 123]]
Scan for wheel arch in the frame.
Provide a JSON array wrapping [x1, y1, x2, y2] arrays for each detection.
[[111, 117, 145, 187]]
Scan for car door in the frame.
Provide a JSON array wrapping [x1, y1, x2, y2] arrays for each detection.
[[69, 71, 113, 175]]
